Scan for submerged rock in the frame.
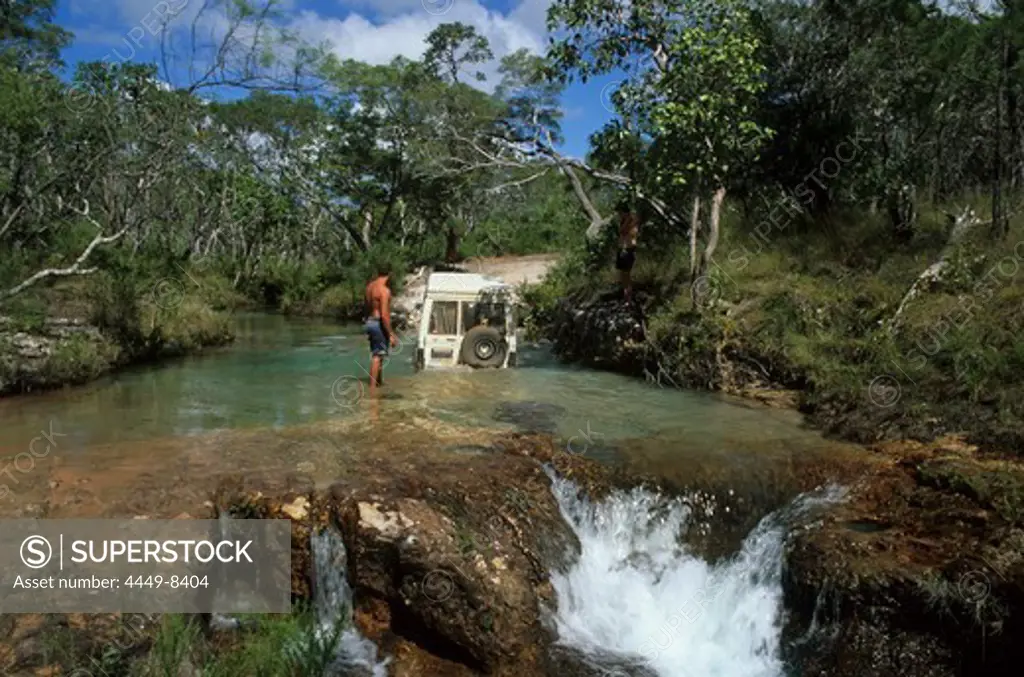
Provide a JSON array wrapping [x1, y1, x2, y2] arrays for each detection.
[[492, 401, 567, 433]]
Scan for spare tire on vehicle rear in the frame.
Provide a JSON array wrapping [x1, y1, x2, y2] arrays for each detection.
[[460, 325, 506, 368]]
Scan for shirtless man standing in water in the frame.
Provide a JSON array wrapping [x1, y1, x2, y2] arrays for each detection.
[[364, 263, 397, 388], [615, 200, 640, 303]]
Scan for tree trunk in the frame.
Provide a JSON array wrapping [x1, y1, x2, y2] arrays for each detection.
[[888, 184, 917, 243], [361, 209, 373, 250], [558, 164, 611, 243], [688, 195, 701, 280], [1008, 82, 1019, 192], [702, 187, 726, 275], [445, 227, 460, 264]]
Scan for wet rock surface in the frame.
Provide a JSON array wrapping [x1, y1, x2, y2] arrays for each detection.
[[4, 399, 1023, 676], [613, 436, 873, 563], [0, 430, 645, 677], [782, 436, 1024, 677], [212, 432, 639, 677]]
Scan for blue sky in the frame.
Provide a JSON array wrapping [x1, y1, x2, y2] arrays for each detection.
[[53, 0, 618, 158]]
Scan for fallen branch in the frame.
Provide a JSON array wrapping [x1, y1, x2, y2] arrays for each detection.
[[886, 206, 984, 333], [1, 201, 129, 301]]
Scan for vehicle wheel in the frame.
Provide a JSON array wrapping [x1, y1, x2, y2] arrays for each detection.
[[460, 326, 506, 368]]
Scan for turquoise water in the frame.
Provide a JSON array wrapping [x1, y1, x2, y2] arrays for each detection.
[[0, 312, 848, 465]]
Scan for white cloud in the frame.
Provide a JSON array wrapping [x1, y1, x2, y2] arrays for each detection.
[[115, 0, 553, 92], [509, 0, 551, 36], [288, 0, 552, 90]]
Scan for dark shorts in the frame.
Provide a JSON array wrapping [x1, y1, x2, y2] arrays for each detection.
[[365, 318, 389, 357], [615, 247, 636, 272]]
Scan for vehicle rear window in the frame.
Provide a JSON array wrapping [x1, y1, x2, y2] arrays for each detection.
[[462, 302, 505, 333], [429, 301, 459, 335]]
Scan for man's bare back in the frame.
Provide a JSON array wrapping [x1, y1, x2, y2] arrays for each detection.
[[364, 264, 396, 387], [365, 278, 390, 319]]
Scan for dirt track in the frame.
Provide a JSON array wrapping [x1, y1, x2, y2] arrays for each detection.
[[459, 253, 561, 287]]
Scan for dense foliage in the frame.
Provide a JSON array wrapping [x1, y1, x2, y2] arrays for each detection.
[[6, 0, 1018, 311], [0, 0, 584, 322], [532, 0, 1024, 450]]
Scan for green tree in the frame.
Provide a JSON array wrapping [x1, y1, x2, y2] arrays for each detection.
[[423, 22, 493, 85], [0, 0, 72, 68], [548, 0, 772, 298]]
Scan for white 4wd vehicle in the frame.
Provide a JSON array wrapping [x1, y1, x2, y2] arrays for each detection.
[[414, 272, 517, 370]]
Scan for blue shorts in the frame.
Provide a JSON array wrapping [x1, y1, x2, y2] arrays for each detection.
[[365, 318, 389, 357]]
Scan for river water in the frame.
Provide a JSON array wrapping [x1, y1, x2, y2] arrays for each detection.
[[0, 313, 858, 676], [0, 313, 850, 466]]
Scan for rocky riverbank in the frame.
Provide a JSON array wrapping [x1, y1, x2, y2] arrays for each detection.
[[0, 303, 234, 397], [548, 295, 646, 376], [5, 416, 1019, 676], [0, 316, 117, 395], [547, 294, 797, 408], [783, 435, 1024, 676], [545, 291, 1024, 442]]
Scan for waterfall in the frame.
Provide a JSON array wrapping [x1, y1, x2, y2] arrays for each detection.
[[309, 526, 391, 677], [215, 513, 388, 674], [547, 472, 845, 677]]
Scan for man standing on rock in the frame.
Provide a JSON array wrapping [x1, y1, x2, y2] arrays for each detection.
[[365, 263, 397, 389], [615, 199, 641, 303]]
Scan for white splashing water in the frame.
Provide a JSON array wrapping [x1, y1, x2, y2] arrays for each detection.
[[310, 527, 391, 677], [214, 513, 386, 674], [548, 473, 845, 677]]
